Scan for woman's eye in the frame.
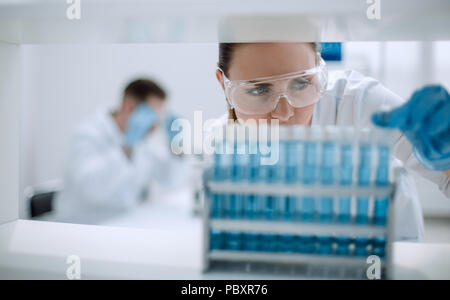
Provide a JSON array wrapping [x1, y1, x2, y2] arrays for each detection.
[[290, 79, 310, 90], [246, 86, 269, 96]]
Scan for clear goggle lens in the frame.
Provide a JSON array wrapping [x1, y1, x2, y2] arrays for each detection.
[[222, 58, 327, 115]]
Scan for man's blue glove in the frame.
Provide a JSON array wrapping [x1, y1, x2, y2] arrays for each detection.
[[372, 85, 450, 171], [124, 104, 158, 147], [164, 112, 182, 144], [165, 112, 183, 151]]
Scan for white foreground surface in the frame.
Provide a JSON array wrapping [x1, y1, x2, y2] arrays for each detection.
[[0, 201, 449, 280]]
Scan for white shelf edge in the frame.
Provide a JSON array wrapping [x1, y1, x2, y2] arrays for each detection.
[[208, 250, 383, 268], [207, 182, 394, 197], [210, 220, 387, 236]]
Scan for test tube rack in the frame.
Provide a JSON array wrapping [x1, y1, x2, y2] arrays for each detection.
[[201, 125, 398, 279]]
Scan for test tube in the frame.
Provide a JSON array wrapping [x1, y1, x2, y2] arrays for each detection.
[[317, 236, 334, 255], [282, 126, 300, 220], [245, 134, 265, 220], [292, 126, 306, 221], [297, 235, 316, 254], [356, 129, 372, 225], [335, 236, 352, 256], [210, 230, 224, 251], [354, 236, 369, 257], [210, 194, 225, 219], [301, 127, 320, 221], [279, 234, 296, 253], [338, 127, 354, 223], [261, 234, 279, 253], [320, 127, 337, 222], [243, 233, 260, 252], [211, 138, 231, 219], [374, 142, 390, 226], [262, 137, 283, 220], [372, 236, 386, 258], [285, 127, 301, 184], [232, 140, 248, 182], [225, 232, 242, 251], [228, 132, 248, 219], [213, 134, 232, 181]]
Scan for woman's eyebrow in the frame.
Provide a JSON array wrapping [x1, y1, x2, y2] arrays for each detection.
[[247, 81, 273, 86], [295, 75, 312, 81]]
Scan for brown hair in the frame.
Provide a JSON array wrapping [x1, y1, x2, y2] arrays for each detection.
[[124, 79, 166, 103], [218, 43, 320, 120]]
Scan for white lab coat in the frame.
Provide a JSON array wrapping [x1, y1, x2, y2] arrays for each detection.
[[55, 110, 188, 225], [209, 70, 450, 242]]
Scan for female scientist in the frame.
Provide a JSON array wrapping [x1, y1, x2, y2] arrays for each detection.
[[214, 42, 450, 241]]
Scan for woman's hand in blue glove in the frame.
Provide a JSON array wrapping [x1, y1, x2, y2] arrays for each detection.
[[372, 85, 450, 171]]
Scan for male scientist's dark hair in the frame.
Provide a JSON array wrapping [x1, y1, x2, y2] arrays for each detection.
[[123, 79, 166, 103]]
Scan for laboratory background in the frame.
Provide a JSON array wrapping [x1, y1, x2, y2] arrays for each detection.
[[18, 42, 450, 243], [0, 0, 449, 281]]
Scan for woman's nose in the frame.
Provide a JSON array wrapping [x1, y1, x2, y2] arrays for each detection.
[[270, 96, 294, 122]]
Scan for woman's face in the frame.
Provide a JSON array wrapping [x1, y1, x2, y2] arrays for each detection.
[[217, 43, 317, 125]]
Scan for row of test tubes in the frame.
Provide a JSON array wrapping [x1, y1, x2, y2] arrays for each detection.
[[210, 230, 387, 258], [210, 126, 393, 226]]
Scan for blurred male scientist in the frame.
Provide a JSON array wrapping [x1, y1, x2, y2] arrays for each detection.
[[55, 79, 187, 224]]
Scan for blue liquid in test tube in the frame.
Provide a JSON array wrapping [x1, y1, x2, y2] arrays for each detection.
[[244, 194, 257, 220], [225, 232, 242, 251], [297, 235, 316, 254], [317, 236, 334, 255], [339, 143, 353, 223], [283, 137, 298, 220], [210, 194, 225, 219], [210, 150, 221, 219], [213, 138, 233, 219], [283, 196, 297, 221], [228, 141, 248, 219], [354, 237, 369, 257], [301, 140, 317, 221], [226, 194, 242, 219], [213, 140, 232, 181], [374, 145, 390, 225], [357, 143, 371, 224], [320, 140, 336, 222], [336, 236, 351, 256], [374, 196, 389, 226], [245, 141, 263, 220], [372, 236, 386, 258], [278, 234, 296, 253], [261, 234, 279, 253], [243, 233, 260, 252], [210, 230, 223, 250], [285, 139, 300, 184], [211, 144, 231, 219], [262, 140, 283, 220]]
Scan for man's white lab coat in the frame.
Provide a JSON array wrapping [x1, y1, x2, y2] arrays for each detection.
[[54, 111, 187, 224]]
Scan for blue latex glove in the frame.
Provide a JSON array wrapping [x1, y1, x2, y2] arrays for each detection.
[[124, 104, 158, 147], [372, 85, 450, 171], [164, 112, 182, 144]]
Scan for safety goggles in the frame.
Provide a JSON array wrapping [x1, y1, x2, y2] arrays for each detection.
[[220, 57, 328, 115]]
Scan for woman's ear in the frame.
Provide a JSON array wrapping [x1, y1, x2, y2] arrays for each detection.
[[216, 69, 225, 91]]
